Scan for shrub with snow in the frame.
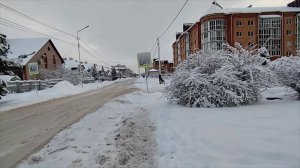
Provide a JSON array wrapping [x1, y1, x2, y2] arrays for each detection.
[[271, 56, 300, 97], [165, 43, 277, 107]]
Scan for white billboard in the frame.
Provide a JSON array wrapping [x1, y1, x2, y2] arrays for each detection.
[[137, 52, 151, 68]]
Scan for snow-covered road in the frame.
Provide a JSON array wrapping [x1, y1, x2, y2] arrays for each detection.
[[0, 79, 137, 168]]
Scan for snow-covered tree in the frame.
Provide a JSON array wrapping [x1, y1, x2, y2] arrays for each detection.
[[90, 64, 99, 80], [271, 56, 300, 97], [111, 67, 117, 80], [0, 34, 21, 98], [100, 66, 105, 76], [165, 43, 277, 107]]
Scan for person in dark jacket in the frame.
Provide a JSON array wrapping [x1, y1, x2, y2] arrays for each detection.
[[159, 74, 165, 84]]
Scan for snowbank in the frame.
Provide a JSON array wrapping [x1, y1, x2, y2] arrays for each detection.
[[0, 79, 129, 113]]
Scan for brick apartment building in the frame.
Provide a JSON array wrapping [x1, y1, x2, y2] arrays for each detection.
[[172, 2, 300, 67], [152, 59, 174, 74]]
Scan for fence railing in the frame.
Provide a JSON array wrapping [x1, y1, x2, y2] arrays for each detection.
[[6, 77, 95, 93]]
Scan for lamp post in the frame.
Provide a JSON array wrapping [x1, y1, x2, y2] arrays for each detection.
[[77, 25, 89, 88]]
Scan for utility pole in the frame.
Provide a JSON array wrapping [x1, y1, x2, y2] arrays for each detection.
[[157, 37, 161, 75], [77, 25, 89, 88]]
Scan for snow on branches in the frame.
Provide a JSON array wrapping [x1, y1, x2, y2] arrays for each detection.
[[271, 56, 300, 96], [165, 43, 277, 108]]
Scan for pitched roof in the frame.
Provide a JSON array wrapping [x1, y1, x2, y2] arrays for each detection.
[[225, 6, 300, 14], [202, 4, 300, 18], [7, 38, 49, 65], [202, 3, 225, 16]]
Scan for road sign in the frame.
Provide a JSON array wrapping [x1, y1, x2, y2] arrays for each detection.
[[137, 52, 151, 68]]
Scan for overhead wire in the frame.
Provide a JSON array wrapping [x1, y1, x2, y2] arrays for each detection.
[[80, 39, 114, 63], [0, 18, 76, 45], [0, 18, 111, 66], [0, 2, 112, 66], [0, 2, 77, 38], [158, 0, 189, 39], [150, 0, 189, 60]]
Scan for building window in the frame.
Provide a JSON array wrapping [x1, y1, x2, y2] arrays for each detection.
[[201, 19, 227, 50], [287, 19, 292, 24], [236, 20, 242, 26], [44, 56, 48, 68], [259, 16, 281, 56], [287, 30, 292, 35], [297, 15, 300, 50], [248, 31, 254, 36], [248, 20, 254, 26], [177, 42, 181, 63], [53, 55, 56, 65], [185, 33, 190, 56], [48, 47, 50, 51], [236, 32, 242, 37], [287, 41, 292, 47]]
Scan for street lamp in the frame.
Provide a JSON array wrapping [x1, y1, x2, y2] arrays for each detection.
[[77, 25, 89, 88]]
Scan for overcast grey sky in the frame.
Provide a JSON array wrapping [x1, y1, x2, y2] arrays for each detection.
[[0, 0, 292, 72]]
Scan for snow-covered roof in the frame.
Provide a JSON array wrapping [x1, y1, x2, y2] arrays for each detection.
[[64, 58, 79, 70], [202, 4, 300, 18], [149, 69, 158, 72], [0, 75, 21, 83], [202, 3, 225, 16], [7, 38, 49, 65], [64, 58, 102, 71], [225, 6, 300, 14], [259, 14, 282, 18]]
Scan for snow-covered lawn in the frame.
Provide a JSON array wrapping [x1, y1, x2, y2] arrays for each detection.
[[14, 77, 300, 167], [0, 78, 129, 113]]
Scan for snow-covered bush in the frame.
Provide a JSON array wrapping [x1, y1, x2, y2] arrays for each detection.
[[271, 56, 300, 96], [165, 43, 277, 107]]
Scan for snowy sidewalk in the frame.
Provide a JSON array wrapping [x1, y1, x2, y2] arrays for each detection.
[[16, 77, 300, 168]]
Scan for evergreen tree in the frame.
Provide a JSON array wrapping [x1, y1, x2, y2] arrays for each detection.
[[101, 66, 105, 76], [0, 34, 10, 98], [111, 67, 117, 80], [90, 64, 98, 80]]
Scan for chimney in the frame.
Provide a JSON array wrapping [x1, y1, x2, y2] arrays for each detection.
[[183, 23, 193, 32]]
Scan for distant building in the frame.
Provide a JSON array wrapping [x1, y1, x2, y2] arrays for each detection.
[[152, 59, 174, 74], [7, 38, 64, 80], [63, 57, 95, 71], [172, 2, 300, 67]]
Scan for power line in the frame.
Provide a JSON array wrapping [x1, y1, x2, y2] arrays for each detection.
[[0, 3, 111, 66], [150, 40, 157, 54], [152, 44, 158, 60], [80, 39, 114, 63], [0, 3, 76, 38], [0, 18, 110, 66], [80, 46, 111, 66], [0, 18, 76, 45], [149, 0, 188, 61], [158, 0, 189, 39]]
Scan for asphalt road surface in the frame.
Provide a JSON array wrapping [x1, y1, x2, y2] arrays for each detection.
[[0, 79, 138, 168]]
